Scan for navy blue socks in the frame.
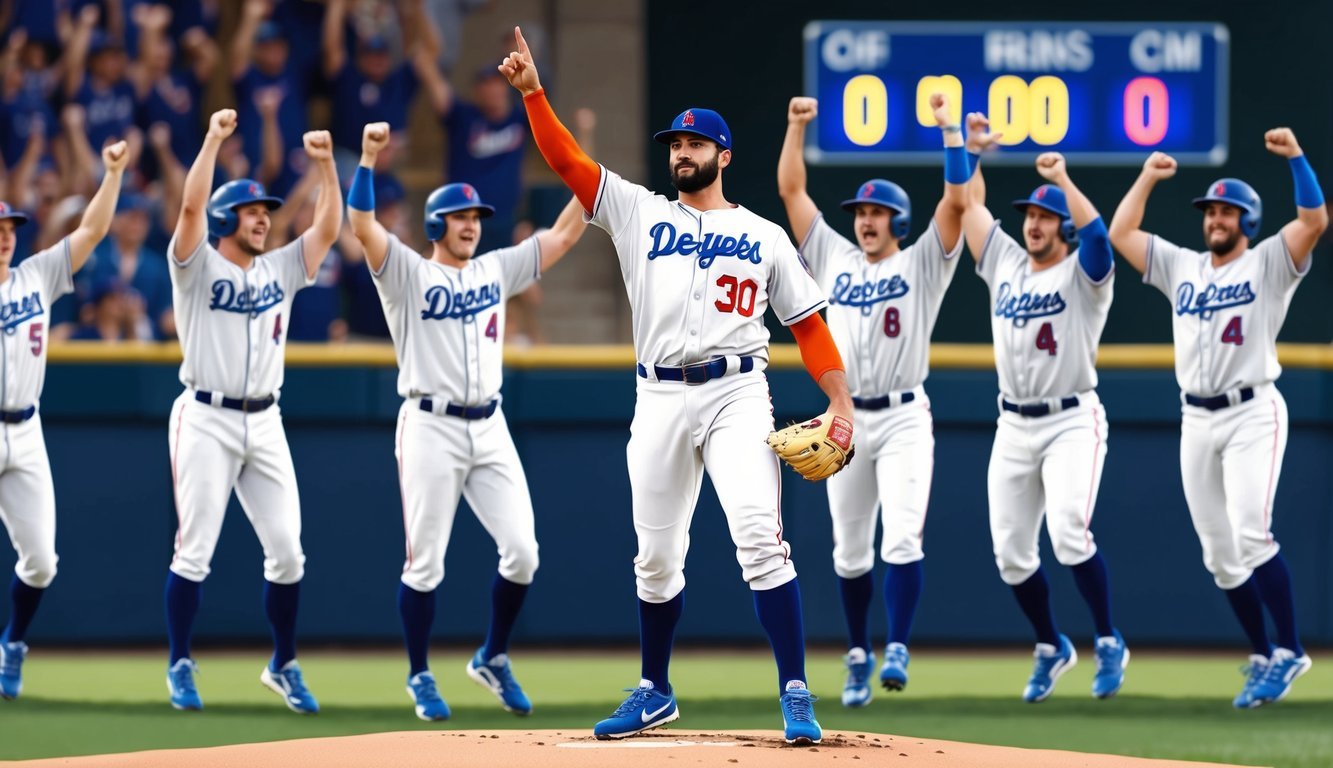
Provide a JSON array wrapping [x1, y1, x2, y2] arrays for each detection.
[[639, 592, 683, 692], [1223, 576, 1271, 656], [1253, 555, 1302, 656], [481, 575, 530, 659], [1, 576, 45, 645], [264, 581, 300, 669], [398, 583, 436, 676], [164, 572, 202, 664], [1070, 552, 1115, 638], [838, 572, 873, 650], [1010, 567, 1060, 645], [885, 561, 924, 646], [753, 579, 807, 693]]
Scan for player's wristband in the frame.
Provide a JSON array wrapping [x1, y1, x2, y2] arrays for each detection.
[[944, 145, 971, 184], [348, 165, 375, 212], [968, 150, 982, 174], [1289, 155, 1324, 209]]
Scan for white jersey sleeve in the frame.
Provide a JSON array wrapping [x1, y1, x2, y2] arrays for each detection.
[[589, 165, 655, 241], [488, 235, 542, 296], [269, 238, 316, 294], [20, 237, 75, 301], [976, 221, 1026, 287], [1143, 234, 1186, 297], [796, 214, 858, 284], [768, 227, 827, 326], [916, 217, 965, 288], [166, 233, 209, 288]]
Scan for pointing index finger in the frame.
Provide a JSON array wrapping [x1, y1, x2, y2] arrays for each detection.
[[515, 26, 530, 57]]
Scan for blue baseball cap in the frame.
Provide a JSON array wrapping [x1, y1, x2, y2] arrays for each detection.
[[255, 21, 285, 43], [115, 192, 152, 215], [359, 35, 390, 53], [653, 108, 731, 151], [0, 201, 29, 226], [89, 31, 125, 55], [1012, 184, 1071, 219]]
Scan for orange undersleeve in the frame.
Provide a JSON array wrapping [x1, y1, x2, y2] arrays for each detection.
[[789, 313, 844, 383], [523, 89, 600, 213]]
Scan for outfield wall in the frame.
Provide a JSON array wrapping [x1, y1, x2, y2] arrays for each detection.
[[4, 344, 1331, 648]]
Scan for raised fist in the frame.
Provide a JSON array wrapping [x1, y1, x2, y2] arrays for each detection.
[[788, 97, 818, 125], [930, 93, 955, 128], [303, 130, 333, 161], [102, 140, 131, 173], [1264, 127, 1302, 158], [965, 112, 1002, 153], [1034, 152, 1067, 183], [362, 122, 390, 155], [1141, 151, 1177, 180], [208, 109, 237, 140]]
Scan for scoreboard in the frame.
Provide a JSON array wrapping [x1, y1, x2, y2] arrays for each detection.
[[803, 21, 1229, 166]]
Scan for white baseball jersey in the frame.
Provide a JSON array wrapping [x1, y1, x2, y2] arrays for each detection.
[[978, 222, 1113, 400], [1, 239, 72, 411], [372, 233, 540, 404], [168, 235, 314, 397], [589, 167, 827, 365], [1145, 234, 1306, 397], [799, 215, 961, 396]]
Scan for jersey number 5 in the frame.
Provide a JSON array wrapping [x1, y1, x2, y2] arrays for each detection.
[[28, 323, 43, 356], [1035, 322, 1057, 356], [1221, 316, 1244, 346], [715, 275, 758, 317]]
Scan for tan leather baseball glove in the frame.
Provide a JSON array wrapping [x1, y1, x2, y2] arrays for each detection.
[[766, 413, 855, 481]]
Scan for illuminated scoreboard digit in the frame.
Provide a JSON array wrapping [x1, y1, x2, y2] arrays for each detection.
[[803, 22, 1229, 166]]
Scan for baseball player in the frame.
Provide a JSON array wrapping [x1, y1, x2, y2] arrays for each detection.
[[0, 141, 131, 700], [959, 119, 1129, 703], [501, 28, 853, 746], [346, 122, 589, 721], [777, 94, 969, 704], [162, 109, 342, 714], [1108, 129, 1327, 707]]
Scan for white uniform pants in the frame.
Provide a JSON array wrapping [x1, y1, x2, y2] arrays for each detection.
[[395, 401, 538, 593], [627, 371, 796, 603], [0, 415, 58, 588], [827, 392, 933, 577], [1179, 385, 1285, 589], [987, 393, 1107, 585], [168, 391, 305, 584]]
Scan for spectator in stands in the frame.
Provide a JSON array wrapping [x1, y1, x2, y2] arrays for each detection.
[[231, 0, 307, 195], [0, 30, 59, 169], [82, 192, 173, 339], [131, 2, 217, 181], [273, 168, 345, 342], [64, 8, 136, 155], [340, 172, 407, 341], [69, 273, 149, 341], [0, 0, 66, 48], [422, 0, 485, 74]]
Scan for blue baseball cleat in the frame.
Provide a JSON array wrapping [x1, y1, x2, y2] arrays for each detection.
[[1092, 631, 1129, 699], [1023, 634, 1077, 703], [780, 682, 822, 745], [166, 658, 203, 711], [841, 647, 874, 707], [1248, 648, 1312, 706], [1232, 654, 1270, 709], [407, 671, 451, 721], [880, 642, 910, 692], [593, 680, 679, 739], [1, 641, 28, 700], [261, 659, 320, 714], [466, 649, 532, 715]]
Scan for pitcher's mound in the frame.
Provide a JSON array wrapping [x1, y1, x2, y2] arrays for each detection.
[[12, 729, 1259, 767]]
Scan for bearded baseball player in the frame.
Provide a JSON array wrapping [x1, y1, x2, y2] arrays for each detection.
[[163, 109, 342, 714], [960, 117, 1129, 703], [1108, 129, 1327, 708], [0, 141, 131, 700], [501, 28, 853, 745], [777, 94, 969, 705], [347, 122, 589, 721]]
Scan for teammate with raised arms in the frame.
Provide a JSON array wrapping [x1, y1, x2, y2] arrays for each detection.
[[1109, 129, 1327, 707], [0, 141, 131, 700], [163, 109, 342, 714], [501, 27, 853, 745], [777, 94, 968, 704], [346, 121, 589, 721], [960, 119, 1130, 703]]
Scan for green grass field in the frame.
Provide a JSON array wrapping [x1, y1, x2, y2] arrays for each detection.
[[1, 648, 1329, 766]]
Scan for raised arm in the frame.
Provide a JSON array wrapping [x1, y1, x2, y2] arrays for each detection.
[[535, 195, 590, 272], [932, 93, 969, 252], [230, 0, 268, 81], [1265, 127, 1328, 270], [776, 97, 820, 245], [180, 27, 220, 85], [254, 87, 285, 185], [130, 2, 172, 98], [1035, 152, 1110, 280], [149, 122, 186, 231], [298, 130, 342, 278], [321, 0, 347, 79], [960, 112, 1001, 264], [175, 108, 236, 261], [410, 4, 453, 116], [68, 141, 130, 272], [269, 164, 320, 240], [346, 122, 391, 273], [61, 5, 97, 99], [500, 26, 599, 213], [1108, 152, 1176, 274]]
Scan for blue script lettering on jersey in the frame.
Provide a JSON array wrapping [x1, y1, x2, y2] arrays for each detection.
[[421, 282, 502, 320], [209, 279, 285, 314], [646, 222, 762, 268], [0, 291, 44, 331], [831, 272, 909, 316], [1175, 281, 1256, 320], [994, 282, 1066, 328]]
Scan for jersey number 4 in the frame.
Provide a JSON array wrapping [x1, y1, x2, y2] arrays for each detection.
[[715, 275, 758, 317], [1221, 316, 1244, 345], [1035, 322, 1057, 356]]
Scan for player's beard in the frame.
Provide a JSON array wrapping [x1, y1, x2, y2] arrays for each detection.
[[671, 155, 720, 194], [1206, 228, 1241, 256]]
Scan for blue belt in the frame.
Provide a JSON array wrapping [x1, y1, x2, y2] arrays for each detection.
[[195, 391, 275, 413], [1185, 387, 1254, 411], [637, 356, 754, 385], [1002, 396, 1079, 417], [421, 398, 498, 420], [0, 406, 36, 424], [852, 392, 915, 411]]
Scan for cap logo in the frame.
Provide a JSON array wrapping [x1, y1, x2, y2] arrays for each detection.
[[861, 183, 874, 198], [248, 183, 260, 196], [463, 185, 475, 200], [0, 203, 7, 214], [1035, 186, 1048, 200], [682, 110, 695, 127], [1214, 182, 1226, 196]]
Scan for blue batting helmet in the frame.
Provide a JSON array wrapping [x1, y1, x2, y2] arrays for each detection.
[[653, 108, 732, 151], [1013, 184, 1078, 244], [207, 179, 283, 239], [423, 183, 494, 242], [840, 179, 911, 240], [0, 201, 30, 227], [1192, 178, 1262, 240]]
